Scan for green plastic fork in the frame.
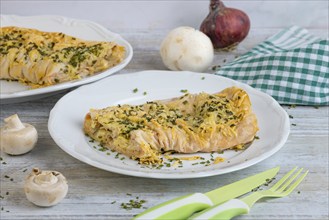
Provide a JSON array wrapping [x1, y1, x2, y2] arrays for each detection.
[[189, 167, 308, 220]]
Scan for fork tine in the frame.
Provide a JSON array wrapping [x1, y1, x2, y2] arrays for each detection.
[[271, 167, 298, 191], [281, 170, 309, 196], [276, 168, 303, 193]]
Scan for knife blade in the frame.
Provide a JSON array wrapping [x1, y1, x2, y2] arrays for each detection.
[[204, 166, 280, 205], [133, 166, 280, 220]]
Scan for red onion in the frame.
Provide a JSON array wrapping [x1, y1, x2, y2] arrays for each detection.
[[200, 0, 250, 49]]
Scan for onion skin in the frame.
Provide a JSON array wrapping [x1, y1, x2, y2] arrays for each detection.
[[200, 0, 250, 49]]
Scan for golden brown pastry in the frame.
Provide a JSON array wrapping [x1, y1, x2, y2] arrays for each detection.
[[84, 87, 259, 164], [0, 26, 125, 87]]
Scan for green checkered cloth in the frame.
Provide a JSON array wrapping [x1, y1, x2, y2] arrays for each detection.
[[215, 26, 329, 106]]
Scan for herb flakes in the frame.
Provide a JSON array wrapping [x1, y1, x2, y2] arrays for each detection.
[[121, 199, 147, 210]]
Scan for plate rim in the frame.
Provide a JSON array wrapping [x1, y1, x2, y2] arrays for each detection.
[[48, 70, 290, 179], [0, 14, 133, 100]]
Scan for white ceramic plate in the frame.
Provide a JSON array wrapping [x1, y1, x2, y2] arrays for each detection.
[[0, 15, 133, 104], [48, 71, 290, 179]]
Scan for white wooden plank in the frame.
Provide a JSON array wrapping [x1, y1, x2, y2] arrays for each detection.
[[0, 29, 328, 219]]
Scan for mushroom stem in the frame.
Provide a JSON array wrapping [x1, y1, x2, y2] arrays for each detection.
[[34, 171, 58, 186], [4, 114, 25, 130]]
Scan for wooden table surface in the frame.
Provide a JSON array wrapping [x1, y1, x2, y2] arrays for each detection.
[[0, 29, 328, 220]]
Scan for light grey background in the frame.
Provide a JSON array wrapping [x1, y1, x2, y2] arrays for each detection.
[[1, 0, 328, 31]]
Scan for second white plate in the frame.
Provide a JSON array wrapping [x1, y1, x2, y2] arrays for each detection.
[[48, 70, 290, 179], [0, 15, 133, 104]]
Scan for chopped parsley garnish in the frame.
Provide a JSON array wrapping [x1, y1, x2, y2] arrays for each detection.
[[121, 199, 147, 210]]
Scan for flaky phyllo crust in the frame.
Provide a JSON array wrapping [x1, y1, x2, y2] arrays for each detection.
[[84, 87, 259, 164], [0, 26, 125, 88]]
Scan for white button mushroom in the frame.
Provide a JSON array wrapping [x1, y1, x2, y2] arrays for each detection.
[[0, 114, 38, 155], [160, 26, 214, 72], [24, 168, 68, 207]]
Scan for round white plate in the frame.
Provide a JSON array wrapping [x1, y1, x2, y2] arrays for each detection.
[[0, 15, 133, 104], [48, 71, 290, 179]]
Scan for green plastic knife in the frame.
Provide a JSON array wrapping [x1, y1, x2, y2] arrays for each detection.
[[133, 166, 280, 220]]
